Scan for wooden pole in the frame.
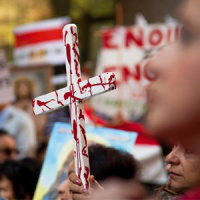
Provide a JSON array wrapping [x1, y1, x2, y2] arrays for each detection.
[[115, 1, 123, 26]]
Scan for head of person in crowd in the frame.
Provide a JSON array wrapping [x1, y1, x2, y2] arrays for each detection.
[[0, 129, 18, 164], [0, 158, 40, 200], [145, 0, 200, 147], [57, 144, 138, 200], [155, 144, 200, 199], [166, 144, 200, 192], [14, 76, 35, 101], [88, 144, 138, 181]]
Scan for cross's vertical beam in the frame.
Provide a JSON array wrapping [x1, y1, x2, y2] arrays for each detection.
[[63, 24, 90, 189]]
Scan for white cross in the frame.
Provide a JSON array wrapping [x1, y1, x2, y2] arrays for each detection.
[[32, 24, 116, 189]]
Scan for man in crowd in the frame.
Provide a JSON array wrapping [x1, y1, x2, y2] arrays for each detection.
[[68, 0, 200, 199], [0, 129, 18, 164]]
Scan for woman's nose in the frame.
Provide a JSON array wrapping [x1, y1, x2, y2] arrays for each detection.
[[166, 149, 180, 165]]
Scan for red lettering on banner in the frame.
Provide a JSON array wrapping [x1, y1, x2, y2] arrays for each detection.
[[101, 26, 180, 49], [149, 29, 163, 46], [102, 30, 118, 49], [103, 64, 156, 82], [122, 64, 141, 81], [125, 28, 143, 48]]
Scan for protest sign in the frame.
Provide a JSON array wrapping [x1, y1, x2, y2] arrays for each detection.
[[33, 122, 138, 200], [92, 23, 180, 120]]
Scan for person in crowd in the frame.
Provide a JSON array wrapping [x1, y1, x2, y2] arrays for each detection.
[[68, 0, 200, 199], [57, 144, 142, 200], [0, 58, 36, 159], [14, 76, 47, 141], [0, 129, 18, 164], [0, 158, 40, 200], [0, 103, 36, 159], [155, 144, 200, 200], [0, 52, 36, 159]]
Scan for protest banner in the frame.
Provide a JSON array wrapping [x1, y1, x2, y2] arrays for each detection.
[[92, 23, 180, 120]]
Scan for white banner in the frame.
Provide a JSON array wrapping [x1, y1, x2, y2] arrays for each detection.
[[92, 24, 180, 120]]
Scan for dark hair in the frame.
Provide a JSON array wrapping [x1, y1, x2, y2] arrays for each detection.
[[36, 141, 48, 155], [0, 129, 9, 137], [0, 158, 40, 199], [88, 144, 138, 182]]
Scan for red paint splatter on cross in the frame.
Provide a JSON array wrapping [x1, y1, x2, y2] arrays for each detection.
[[81, 80, 92, 95], [72, 44, 80, 62], [36, 99, 55, 110], [84, 166, 90, 189], [64, 91, 81, 102], [73, 119, 82, 178], [79, 109, 85, 120], [81, 79, 113, 95], [64, 30, 68, 45], [82, 146, 88, 158], [80, 125, 87, 145], [99, 75, 105, 89], [55, 91, 64, 106], [108, 73, 115, 87], [71, 27, 79, 47], [73, 120, 78, 141], [66, 44, 71, 65], [74, 59, 80, 77]]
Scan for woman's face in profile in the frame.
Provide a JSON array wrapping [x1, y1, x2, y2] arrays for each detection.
[[165, 144, 200, 192]]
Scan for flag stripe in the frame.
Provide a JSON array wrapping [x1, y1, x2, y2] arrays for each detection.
[[14, 27, 63, 48]]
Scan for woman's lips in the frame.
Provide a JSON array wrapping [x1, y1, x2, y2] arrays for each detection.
[[169, 171, 181, 177]]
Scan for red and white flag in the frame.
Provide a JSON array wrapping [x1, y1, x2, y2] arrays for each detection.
[[13, 17, 71, 66]]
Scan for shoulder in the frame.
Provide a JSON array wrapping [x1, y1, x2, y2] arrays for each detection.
[[8, 106, 34, 124]]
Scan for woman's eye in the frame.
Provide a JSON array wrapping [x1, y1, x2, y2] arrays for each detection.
[[179, 26, 195, 46], [184, 148, 194, 154]]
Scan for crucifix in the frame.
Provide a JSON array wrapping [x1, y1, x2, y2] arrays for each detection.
[[32, 24, 116, 189]]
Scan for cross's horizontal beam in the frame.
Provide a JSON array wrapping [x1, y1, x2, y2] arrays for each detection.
[[32, 72, 116, 115]]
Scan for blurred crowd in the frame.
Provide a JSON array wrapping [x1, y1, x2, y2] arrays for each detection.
[[1, 0, 200, 199]]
